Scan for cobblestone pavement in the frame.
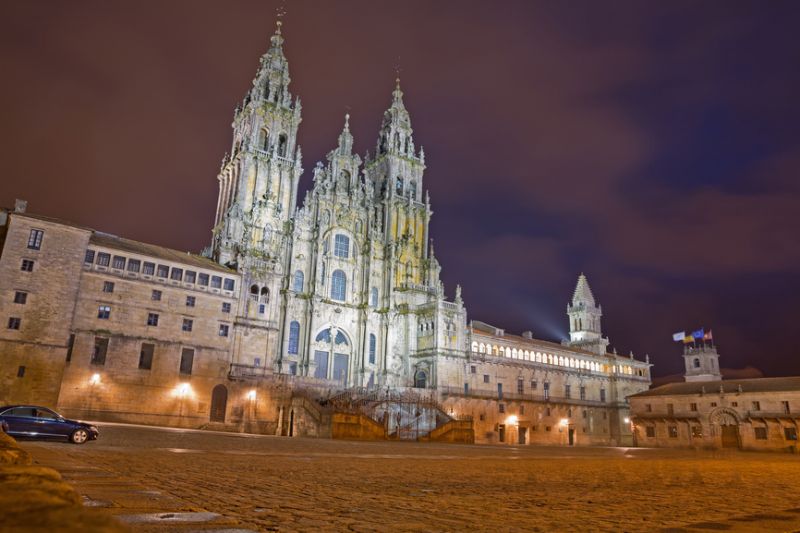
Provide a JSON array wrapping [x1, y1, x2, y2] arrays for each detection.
[[21, 423, 800, 532]]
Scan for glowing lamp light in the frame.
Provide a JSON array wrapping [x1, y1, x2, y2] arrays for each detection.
[[89, 373, 101, 385], [246, 389, 257, 401], [505, 415, 519, 426], [624, 417, 631, 424], [559, 418, 569, 427], [173, 382, 193, 398]]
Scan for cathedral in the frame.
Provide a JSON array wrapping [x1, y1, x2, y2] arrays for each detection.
[[0, 21, 651, 446]]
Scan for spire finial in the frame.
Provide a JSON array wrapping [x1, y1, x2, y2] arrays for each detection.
[[344, 113, 350, 130]]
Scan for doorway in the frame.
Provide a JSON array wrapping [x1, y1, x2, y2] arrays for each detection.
[[519, 427, 527, 445], [568, 428, 575, 446], [210, 384, 228, 423], [721, 425, 739, 448]]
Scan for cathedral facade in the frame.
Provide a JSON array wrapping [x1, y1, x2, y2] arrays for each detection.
[[0, 22, 651, 445]]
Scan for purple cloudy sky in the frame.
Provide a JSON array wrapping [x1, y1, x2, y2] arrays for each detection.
[[2, 1, 799, 379]]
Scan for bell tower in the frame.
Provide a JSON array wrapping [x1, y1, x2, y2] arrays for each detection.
[[683, 344, 722, 382], [211, 20, 303, 268], [566, 273, 609, 355]]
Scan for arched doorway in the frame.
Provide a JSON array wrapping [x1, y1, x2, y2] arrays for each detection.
[[311, 326, 352, 384], [210, 384, 228, 423], [414, 369, 428, 389], [710, 407, 740, 448]]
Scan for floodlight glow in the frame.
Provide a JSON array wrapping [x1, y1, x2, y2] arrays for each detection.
[[89, 373, 101, 385], [559, 418, 569, 427], [505, 415, 518, 426], [247, 389, 257, 401]]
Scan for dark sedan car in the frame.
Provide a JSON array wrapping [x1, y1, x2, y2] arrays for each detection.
[[0, 405, 99, 444]]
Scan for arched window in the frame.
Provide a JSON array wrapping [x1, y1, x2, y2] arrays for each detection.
[[369, 334, 376, 364], [259, 287, 269, 304], [471, 341, 478, 352], [263, 84, 270, 101], [278, 134, 287, 157], [250, 284, 259, 302], [395, 176, 403, 195], [292, 270, 304, 292], [414, 369, 427, 389], [316, 328, 331, 343], [334, 234, 350, 258], [409, 180, 417, 199], [370, 287, 378, 307], [335, 330, 348, 346], [331, 270, 346, 301], [693, 358, 700, 368], [260, 128, 269, 151], [479, 343, 486, 353], [288, 321, 300, 354]]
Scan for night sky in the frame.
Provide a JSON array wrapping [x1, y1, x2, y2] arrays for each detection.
[[2, 1, 799, 381]]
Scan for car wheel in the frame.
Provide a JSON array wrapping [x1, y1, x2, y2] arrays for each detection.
[[70, 428, 89, 444]]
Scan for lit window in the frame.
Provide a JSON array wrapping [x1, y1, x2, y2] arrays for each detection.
[[13, 291, 27, 304], [147, 313, 159, 326], [27, 229, 44, 250], [97, 305, 111, 319], [182, 318, 193, 332], [691, 426, 702, 438], [219, 324, 229, 337], [334, 235, 350, 258], [103, 281, 114, 293], [288, 321, 300, 354], [330, 270, 346, 301], [668, 426, 678, 438]]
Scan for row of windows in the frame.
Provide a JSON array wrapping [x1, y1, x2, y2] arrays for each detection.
[[648, 401, 791, 414], [85, 250, 234, 290], [471, 340, 643, 376], [101, 283, 232, 313], [94, 306, 230, 337], [467, 366, 608, 402], [645, 425, 798, 441], [291, 267, 379, 308], [89, 337, 195, 375]]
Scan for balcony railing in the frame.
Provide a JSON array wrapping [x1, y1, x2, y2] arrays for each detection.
[[438, 385, 613, 407]]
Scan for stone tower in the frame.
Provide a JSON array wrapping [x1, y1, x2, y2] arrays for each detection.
[[683, 344, 722, 382], [566, 273, 609, 356]]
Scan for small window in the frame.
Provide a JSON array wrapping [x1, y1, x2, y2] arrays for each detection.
[[170, 268, 183, 281], [91, 337, 108, 365], [112, 256, 125, 269], [17, 365, 25, 378], [259, 304, 266, 314], [470, 365, 476, 374], [182, 318, 193, 332], [517, 379, 524, 394], [580, 386, 586, 401], [139, 343, 154, 370], [21, 259, 35, 272], [147, 313, 159, 326], [84, 250, 95, 264], [565, 384, 571, 399], [7, 317, 21, 330], [330, 270, 346, 301], [483, 374, 490, 384], [785, 427, 798, 441], [27, 229, 44, 250], [156, 265, 169, 278], [127, 259, 141, 273], [334, 234, 350, 258], [543, 382, 550, 400], [582, 410, 587, 418], [179, 348, 194, 375], [222, 302, 231, 313], [710, 402, 718, 407], [96, 253, 110, 266], [293, 271, 304, 292], [782, 401, 791, 414], [754, 427, 767, 440], [369, 333, 376, 364], [646, 426, 656, 438], [498, 403, 505, 413], [97, 305, 111, 319], [600, 388, 606, 402], [223, 278, 235, 291], [198, 273, 209, 286], [691, 426, 702, 438], [186, 296, 195, 307], [219, 324, 229, 337], [103, 281, 114, 293], [370, 287, 378, 307], [690, 402, 698, 411], [211, 276, 222, 289], [668, 426, 678, 438], [143, 262, 155, 275], [151, 289, 162, 301], [13, 291, 27, 304], [731, 401, 738, 407], [287, 321, 300, 354], [185, 271, 196, 284], [531, 380, 538, 390], [752, 401, 761, 411]]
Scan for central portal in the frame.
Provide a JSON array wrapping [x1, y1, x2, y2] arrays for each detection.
[[311, 326, 351, 384]]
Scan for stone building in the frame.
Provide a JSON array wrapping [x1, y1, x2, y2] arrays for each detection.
[[629, 345, 800, 451], [0, 20, 651, 444]]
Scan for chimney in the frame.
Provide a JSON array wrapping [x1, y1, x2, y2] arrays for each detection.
[[522, 331, 533, 339], [14, 199, 27, 213]]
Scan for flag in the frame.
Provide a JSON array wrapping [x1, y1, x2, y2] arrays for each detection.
[[683, 335, 694, 344], [672, 331, 685, 342], [703, 330, 713, 341], [692, 328, 704, 340]]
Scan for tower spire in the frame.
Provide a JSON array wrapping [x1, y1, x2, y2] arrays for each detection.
[[565, 273, 608, 355]]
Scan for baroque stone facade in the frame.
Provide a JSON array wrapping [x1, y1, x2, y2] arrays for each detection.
[[0, 21, 652, 445]]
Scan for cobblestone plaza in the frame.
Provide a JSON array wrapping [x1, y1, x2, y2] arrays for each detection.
[[22, 424, 800, 532]]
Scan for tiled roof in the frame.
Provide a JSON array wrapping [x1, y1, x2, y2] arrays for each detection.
[[89, 232, 234, 274], [630, 376, 800, 397]]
